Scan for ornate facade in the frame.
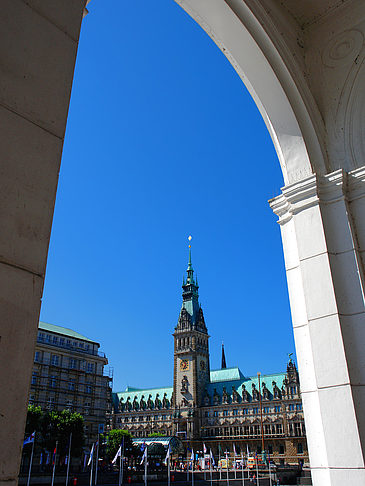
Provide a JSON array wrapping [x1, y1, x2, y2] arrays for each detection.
[[111, 251, 308, 464]]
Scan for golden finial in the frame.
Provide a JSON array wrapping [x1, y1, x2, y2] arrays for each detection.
[[188, 235, 192, 249]]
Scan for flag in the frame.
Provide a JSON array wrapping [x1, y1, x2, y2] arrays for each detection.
[[233, 443, 237, 457], [140, 445, 147, 465], [112, 445, 122, 465], [190, 449, 194, 464], [87, 443, 94, 467], [39, 452, 43, 465], [23, 431, 35, 446], [209, 449, 215, 467], [46, 451, 50, 465], [246, 444, 250, 456], [203, 443, 207, 454], [52, 446, 57, 465], [164, 445, 170, 466], [140, 441, 146, 452]]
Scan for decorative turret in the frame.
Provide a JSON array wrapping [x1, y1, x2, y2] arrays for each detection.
[[221, 342, 227, 369], [175, 239, 207, 334]]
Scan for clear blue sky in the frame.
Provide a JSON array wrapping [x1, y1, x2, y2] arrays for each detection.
[[40, 0, 295, 392]]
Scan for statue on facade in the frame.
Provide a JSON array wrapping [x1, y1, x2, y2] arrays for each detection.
[[119, 397, 125, 412], [147, 394, 153, 409], [272, 381, 281, 399], [232, 386, 239, 403], [126, 396, 132, 411], [162, 393, 169, 408], [155, 393, 160, 409], [222, 387, 229, 404], [132, 396, 139, 410], [213, 388, 220, 405], [262, 382, 269, 399], [181, 375, 189, 394], [252, 384, 259, 401], [241, 384, 249, 402], [203, 388, 210, 406], [140, 395, 146, 410], [181, 397, 189, 407]]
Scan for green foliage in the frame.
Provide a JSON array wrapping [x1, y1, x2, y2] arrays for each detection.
[[105, 429, 134, 460], [24, 407, 85, 457], [147, 432, 165, 438], [25, 405, 43, 435]]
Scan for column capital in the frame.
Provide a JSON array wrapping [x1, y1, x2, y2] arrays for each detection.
[[270, 168, 365, 225]]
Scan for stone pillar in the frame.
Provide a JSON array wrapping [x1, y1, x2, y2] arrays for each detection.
[[270, 168, 365, 486], [0, 2, 86, 485]]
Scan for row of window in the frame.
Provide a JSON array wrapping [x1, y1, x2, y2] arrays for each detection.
[[120, 414, 173, 423], [202, 422, 305, 439], [29, 396, 92, 409], [31, 373, 94, 393], [204, 403, 302, 417], [38, 332, 93, 351], [34, 351, 96, 372], [203, 423, 284, 437]]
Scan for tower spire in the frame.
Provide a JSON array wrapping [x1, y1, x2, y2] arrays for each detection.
[[221, 342, 227, 369]]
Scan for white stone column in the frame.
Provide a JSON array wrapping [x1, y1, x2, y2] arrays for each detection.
[[270, 168, 365, 486]]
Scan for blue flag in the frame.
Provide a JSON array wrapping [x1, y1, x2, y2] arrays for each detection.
[[23, 431, 35, 446]]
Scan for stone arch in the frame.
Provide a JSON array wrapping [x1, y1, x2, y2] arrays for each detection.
[[1, 3, 365, 486], [174, 0, 327, 185]]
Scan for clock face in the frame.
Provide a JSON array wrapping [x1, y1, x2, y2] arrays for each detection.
[[180, 359, 189, 371], [200, 360, 206, 371]]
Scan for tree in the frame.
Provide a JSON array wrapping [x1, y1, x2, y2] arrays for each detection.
[[25, 405, 43, 435], [148, 432, 165, 438], [105, 429, 134, 460], [24, 407, 85, 457]]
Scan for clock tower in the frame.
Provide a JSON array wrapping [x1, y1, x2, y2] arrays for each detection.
[[173, 243, 210, 438]]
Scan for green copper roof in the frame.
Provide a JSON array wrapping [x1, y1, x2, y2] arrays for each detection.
[[207, 368, 287, 398], [39, 321, 97, 344], [210, 367, 245, 382], [112, 386, 173, 411]]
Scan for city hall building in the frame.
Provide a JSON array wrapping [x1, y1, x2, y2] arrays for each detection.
[[110, 251, 308, 464]]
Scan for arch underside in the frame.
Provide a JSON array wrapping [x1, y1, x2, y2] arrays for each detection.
[[175, 0, 365, 186]]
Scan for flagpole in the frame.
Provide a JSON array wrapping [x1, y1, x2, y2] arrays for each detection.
[[246, 447, 249, 486], [51, 441, 58, 486], [268, 460, 272, 486], [66, 432, 72, 486], [233, 445, 237, 480], [225, 453, 229, 486], [167, 452, 170, 486], [95, 434, 99, 486], [241, 454, 244, 486], [26, 435, 35, 486], [90, 448, 94, 486], [121, 439, 125, 486], [219, 446, 222, 481], [209, 452, 212, 486], [191, 456, 194, 486], [119, 453, 122, 486], [255, 456, 259, 486], [144, 446, 148, 486]]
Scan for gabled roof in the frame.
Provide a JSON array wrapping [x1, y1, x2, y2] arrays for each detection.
[[206, 370, 287, 398], [39, 321, 97, 344], [112, 386, 173, 410], [210, 367, 245, 382]]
